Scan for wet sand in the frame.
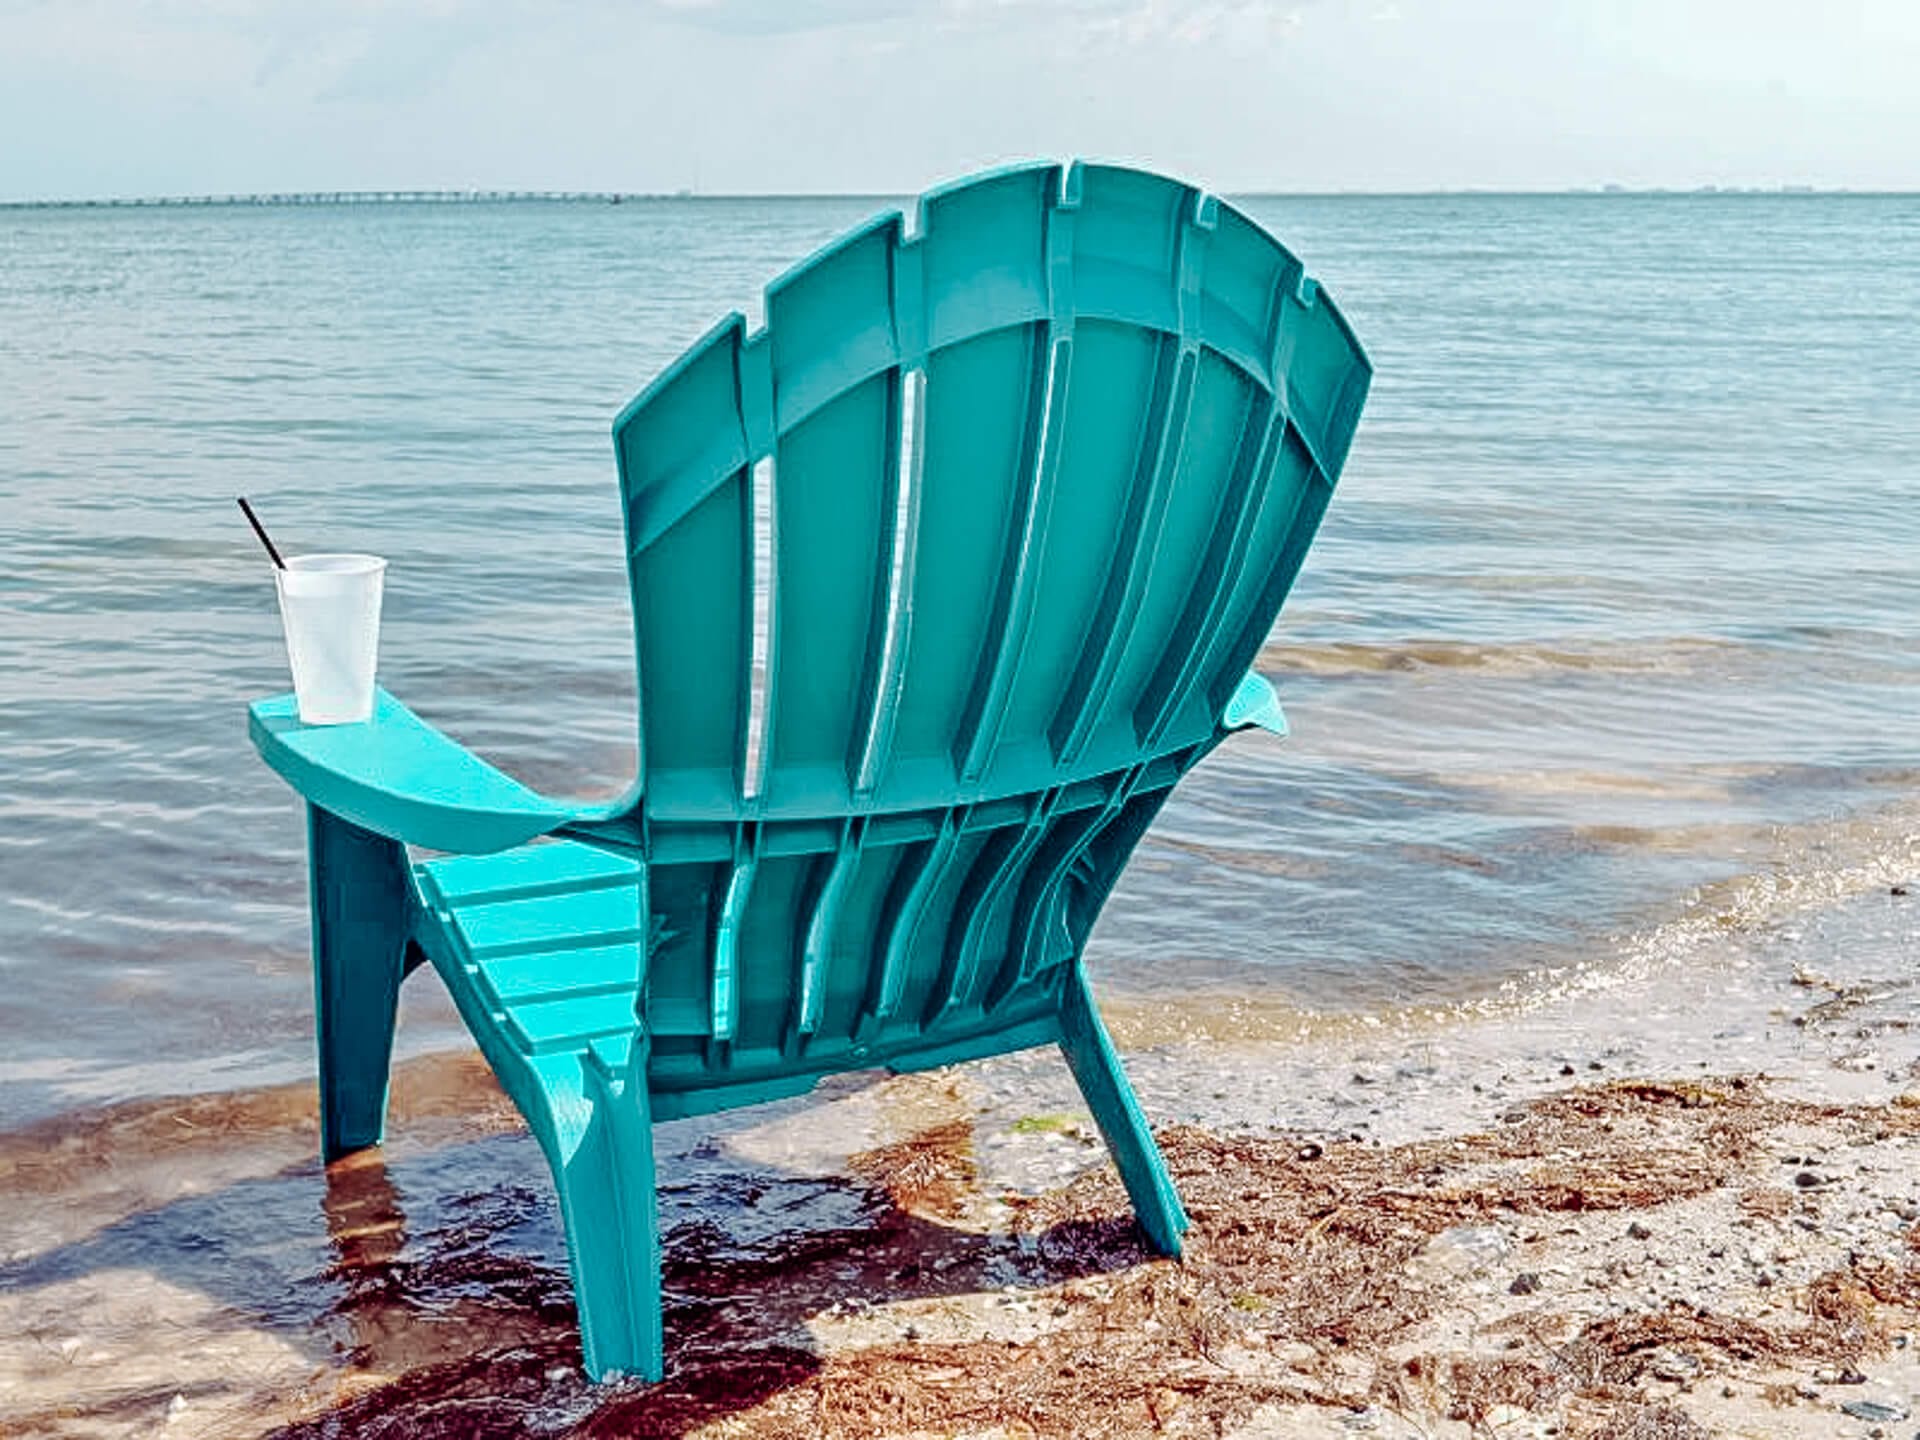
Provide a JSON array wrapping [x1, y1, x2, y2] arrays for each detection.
[[4, 887, 1919, 1438]]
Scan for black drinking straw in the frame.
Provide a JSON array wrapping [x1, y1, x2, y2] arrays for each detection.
[[236, 496, 287, 570]]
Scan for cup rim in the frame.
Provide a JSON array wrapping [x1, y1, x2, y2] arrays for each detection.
[[283, 553, 387, 576]]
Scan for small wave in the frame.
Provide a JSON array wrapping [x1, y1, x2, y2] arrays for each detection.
[[1492, 797, 1920, 1013], [1258, 635, 1744, 678], [1107, 793, 1920, 1046]]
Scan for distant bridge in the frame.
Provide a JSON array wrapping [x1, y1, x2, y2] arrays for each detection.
[[2, 190, 688, 210]]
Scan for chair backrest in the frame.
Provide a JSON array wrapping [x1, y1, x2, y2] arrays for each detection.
[[605, 162, 1368, 1082], [614, 160, 1366, 825]]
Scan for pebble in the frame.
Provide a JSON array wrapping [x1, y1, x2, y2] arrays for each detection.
[[1418, 1225, 1512, 1277], [1628, 1221, 1654, 1240], [1838, 1398, 1906, 1423], [1794, 1170, 1826, 1188], [1509, 1272, 1542, 1296], [1650, 1348, 1702, 1382]]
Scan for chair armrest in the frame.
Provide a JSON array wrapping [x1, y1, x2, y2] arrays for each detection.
[[1221, 671, 1288, 737], [248, 688, 575, 854]]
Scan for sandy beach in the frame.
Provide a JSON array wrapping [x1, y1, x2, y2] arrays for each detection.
[[2, 881, 1915, 1438]]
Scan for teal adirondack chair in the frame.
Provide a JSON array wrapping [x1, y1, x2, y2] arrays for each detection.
[[248, 161, 1369, 1381]]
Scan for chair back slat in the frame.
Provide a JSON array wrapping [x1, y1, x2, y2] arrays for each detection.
[[614, 321, 754, 815]]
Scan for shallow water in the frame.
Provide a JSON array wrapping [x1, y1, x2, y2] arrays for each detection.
[[2, 192, 1918, 1134]]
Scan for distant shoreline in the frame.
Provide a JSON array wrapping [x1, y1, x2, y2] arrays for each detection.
[[2, 185, 1909, 211]]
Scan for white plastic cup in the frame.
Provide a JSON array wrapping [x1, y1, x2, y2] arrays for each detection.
[[273, 554, 386, 725]]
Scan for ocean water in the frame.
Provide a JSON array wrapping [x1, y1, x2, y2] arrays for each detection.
[[1, 192, 1917, 1134]]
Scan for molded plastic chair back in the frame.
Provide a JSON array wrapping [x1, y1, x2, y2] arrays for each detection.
[[602, 161, 1368, 1108]]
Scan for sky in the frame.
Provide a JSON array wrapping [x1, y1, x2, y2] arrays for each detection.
[[0, 0, 1915, 201]]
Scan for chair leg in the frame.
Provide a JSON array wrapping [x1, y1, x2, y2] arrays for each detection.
[[1056, 964, 1189, 1256], [308, 805, 414, 1162], [547, 1043, 664, 1382]]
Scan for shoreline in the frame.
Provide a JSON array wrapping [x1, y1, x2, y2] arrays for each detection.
[[2, 887, 1916, 1437]]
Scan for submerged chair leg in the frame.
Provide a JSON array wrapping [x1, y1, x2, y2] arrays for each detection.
[[308, 805, 413, 1162], [547, 1041, 664, 1382], [1056, 964, 1189, 1256]]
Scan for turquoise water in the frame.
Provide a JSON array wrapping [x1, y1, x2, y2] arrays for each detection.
[[1, 194, 1916, 1130]]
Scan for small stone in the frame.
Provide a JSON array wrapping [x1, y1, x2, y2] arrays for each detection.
[[1892, 884, 1909, 897], [1628, 1221, 1654, 1240], [1795, 1170, 1825, 1188], [903, 1324, 921, 1340], [1838, 1398, 1906, 1423], [1650, 1348, 1702, 1382], [1560, 1064, 1575, 1076], [1296, 1140, 1324, 1161], [1509, 1272, 1542, 1295], [1416, 1225, 1513, 1279]]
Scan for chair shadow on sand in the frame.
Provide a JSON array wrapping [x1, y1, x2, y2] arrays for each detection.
[[0, 1105, 1156, 1438]]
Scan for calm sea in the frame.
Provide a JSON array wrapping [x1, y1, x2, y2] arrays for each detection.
[[2, 193, 1916, 1133]]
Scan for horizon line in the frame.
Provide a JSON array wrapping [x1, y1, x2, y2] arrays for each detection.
[[2, 183, 1909, 210]]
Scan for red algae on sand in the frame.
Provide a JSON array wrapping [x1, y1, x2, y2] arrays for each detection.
[[220, 1078, 1920, 1440]]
